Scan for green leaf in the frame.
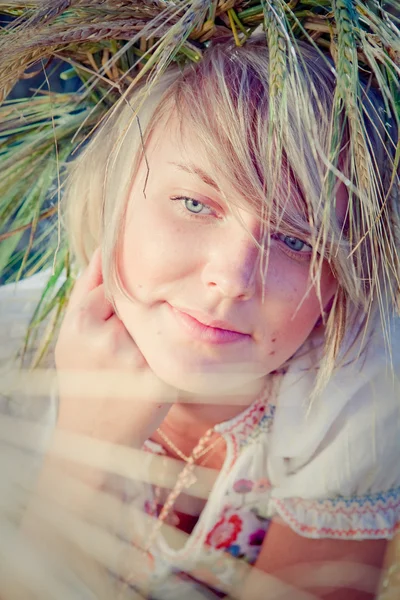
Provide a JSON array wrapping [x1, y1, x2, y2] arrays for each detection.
[[30, 276, 73, 326], [0, 230, 24, 275], [27, 251, 68, 327]]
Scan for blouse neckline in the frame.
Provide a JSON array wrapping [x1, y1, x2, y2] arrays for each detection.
[[146, 373, 280, 560], [214, 371, 280, 437]]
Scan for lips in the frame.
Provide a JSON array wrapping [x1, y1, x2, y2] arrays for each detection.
[[169, 304, 251, 345], [172, 305, 247, 334]]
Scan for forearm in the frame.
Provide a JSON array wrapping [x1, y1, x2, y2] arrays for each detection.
[[240, 520, 386, 600], [17, 422, 163, 599]]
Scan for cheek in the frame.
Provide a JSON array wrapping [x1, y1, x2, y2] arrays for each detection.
[[118, 203, 184, 296], [271, 255, 336, 308], [117, 231, 150, 299], [262, 259, 337, 343]]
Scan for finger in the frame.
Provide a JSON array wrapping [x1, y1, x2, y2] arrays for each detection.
[[82, 284, 115, 322], [67, 247, 103, 311], [102, 314, 147, 365]]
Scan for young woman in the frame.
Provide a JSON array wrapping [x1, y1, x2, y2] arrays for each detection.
[[41, 36, 400, 600]]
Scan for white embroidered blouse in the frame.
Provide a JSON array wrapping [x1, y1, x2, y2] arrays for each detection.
[[125, 319, 400, 598], [1, 272, 400, 598]]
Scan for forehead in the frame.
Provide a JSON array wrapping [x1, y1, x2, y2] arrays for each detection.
[[144, 113, 240, 198], [146, 113, 295, 204], [147, 113, 216, 173], [142, 110, 348, 227]]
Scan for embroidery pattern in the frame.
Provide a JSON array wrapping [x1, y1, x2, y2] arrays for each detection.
[[273, 487, 400, 539]]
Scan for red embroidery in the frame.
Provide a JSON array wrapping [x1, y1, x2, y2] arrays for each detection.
[[206, 514, 243, 549]]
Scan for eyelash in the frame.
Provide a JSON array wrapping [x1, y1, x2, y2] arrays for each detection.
[[170, 195, 312, 256], [271, 233, 313, 256], [170, 196, 218, 219]]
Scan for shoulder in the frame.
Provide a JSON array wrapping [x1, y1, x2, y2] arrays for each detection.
[[0, 269, 53, 361], [267, 317, 400, 540], [0, 269, 65, 367], [0, 272, 59, 524], [0, 269, 58, 426]]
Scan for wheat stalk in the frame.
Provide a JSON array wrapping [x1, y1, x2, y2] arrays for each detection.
[[0, 0, 399, 368], [263, 0, 287, 99], [333, 0, 372, 190]]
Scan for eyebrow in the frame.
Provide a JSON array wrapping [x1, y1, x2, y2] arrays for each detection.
[[168, 161, 220, 192]]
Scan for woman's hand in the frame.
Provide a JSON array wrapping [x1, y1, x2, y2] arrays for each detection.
[[16, 249, 176, 598], [54, 246, 174, 448]]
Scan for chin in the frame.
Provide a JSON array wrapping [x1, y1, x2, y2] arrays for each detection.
[[144, 349, 267, 399]]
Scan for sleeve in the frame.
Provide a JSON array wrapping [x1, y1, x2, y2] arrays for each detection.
[[0, 269, 58, 423], [0, 271, 58, 525], [0, 269, 55, 363], [267, 320, 400, 540]]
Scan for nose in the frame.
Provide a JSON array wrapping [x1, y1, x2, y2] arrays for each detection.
[[201, 224, 261, 301]]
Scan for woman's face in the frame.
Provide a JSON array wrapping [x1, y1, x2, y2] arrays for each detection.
[[113, 114, 338, 397]]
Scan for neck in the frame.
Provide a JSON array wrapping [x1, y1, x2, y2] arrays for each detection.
[[164, 376, 267, 438]]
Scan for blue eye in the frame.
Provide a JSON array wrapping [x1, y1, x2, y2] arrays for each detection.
[[184, 198, 206, 214], [170, 195, 217, 219], [277, 233, 311, 253], [171, 195, 215, 216]]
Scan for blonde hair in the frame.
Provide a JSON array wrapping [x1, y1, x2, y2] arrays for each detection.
[[62, 36, 399, 395]]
